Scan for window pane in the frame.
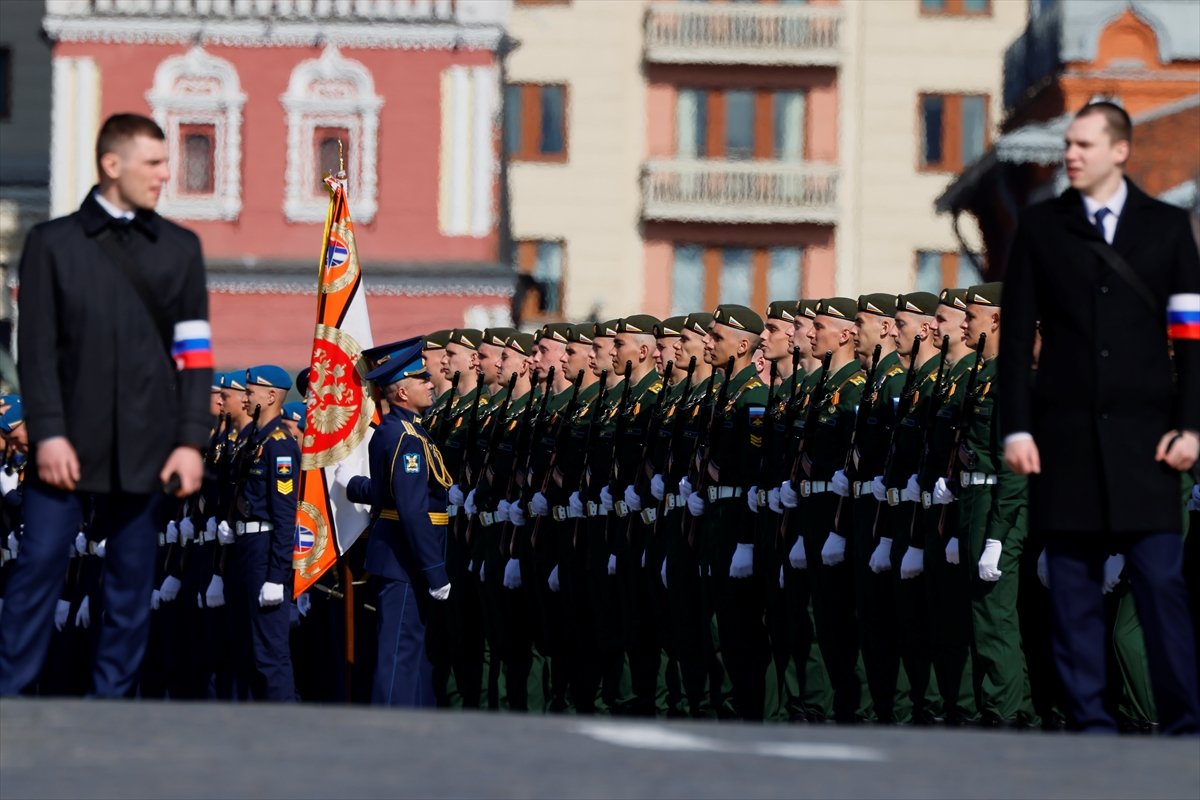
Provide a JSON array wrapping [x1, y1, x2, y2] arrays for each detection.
[[960, 95, 986, 166], [676, 88, 707, 159], [956, 252, 983, 288], [916, 251, 942, 294], [672, 245, 705, 316], [921, 0, 946, 10], [720, 248, 752, 306], [503, 84, 522, 156], [540, 85, 565, 155], [768, 247, 802, 300], [920, 96, 944, 167], [183, 133, 213, 194], [534, 242, 564, 315], [963, 0, 989, 11], [773, 91, 805, 161], [725, 90, 755, 161]]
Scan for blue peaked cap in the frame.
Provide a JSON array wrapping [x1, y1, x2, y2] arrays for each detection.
[[282, 401, 307, 429], [245, 365, 292, 391], [0, 397, 23, 434], [364, 337, 429, 385]]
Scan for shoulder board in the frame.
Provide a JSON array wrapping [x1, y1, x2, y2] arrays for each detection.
[[270, 429, 287, 441], [648, 381, 663, 394], [745, 377, 765, 391], [849, 373, 867, 386], [885, 365, 904, 379], [401, 420, 420, 437]]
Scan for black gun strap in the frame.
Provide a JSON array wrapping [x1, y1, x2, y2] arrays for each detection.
[[95, 227, 173, 361], [1085, 240, 1159, 320]]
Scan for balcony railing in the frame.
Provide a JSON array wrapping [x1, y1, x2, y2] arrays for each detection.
[[645, 2, 842, 67], [642, 159, 838, 225], [50, 0, 461, 22]]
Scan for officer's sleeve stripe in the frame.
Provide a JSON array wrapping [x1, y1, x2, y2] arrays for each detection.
[[1168, 294, 1200, 340], [172, 320, 214, 369]]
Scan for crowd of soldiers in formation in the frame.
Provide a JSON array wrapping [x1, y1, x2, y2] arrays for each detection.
[[2, 285, 1197, 728]]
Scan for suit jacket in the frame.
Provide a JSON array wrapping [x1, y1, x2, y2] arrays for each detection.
[[17, 191, 213, 494], [999, 179, 1200, 532]]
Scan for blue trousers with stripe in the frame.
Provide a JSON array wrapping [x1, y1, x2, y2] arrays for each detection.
[[372, 577, 434, 707]]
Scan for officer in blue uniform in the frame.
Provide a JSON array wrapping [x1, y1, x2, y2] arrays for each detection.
[[230, 365, 299, 701], [347, 338, 453, 707]]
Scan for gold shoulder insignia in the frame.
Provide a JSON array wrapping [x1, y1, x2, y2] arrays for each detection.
[[745, 377, 765, 390], [270, 429, 287, 441], [849, 373, 867, 386], [648, 381, 663, 394], [886, 365, 904, 378], [401, 420, 421, 437]]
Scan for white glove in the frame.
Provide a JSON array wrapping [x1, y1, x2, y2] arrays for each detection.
[[831, 470, 850, 498], [258, 581, 285, 607], [151, 590, 162, 611], [607, 554, 617, 576], [686, 491, 706, 517], [94, 539, 106, 559], [74, 596, 90, 628], [74, 531, 87, 556], [660, 556, 668, 589], [870, 476, 887, 503], [464, 489, 478, 515], [429, 583, 451, 601], [900, 546, 924, 579], [205, 517, 218, 541], [54, 599, 70, 631], [768, 488, 782, 514], [448, 484, 465, 506], [1102, 554, 1125, 594], [747, 486, 760, 513], [503, 558, 523, 589], [650, 473, 666, 501], [217, 520, 235, 545], [0, 469, 19, 495], [729, 543, 754, 579], [623, 485, 643, 512], [679, 476, 695, 500], [945, 537, 960, 564], [932, 477, 955, 505], [568, 491, 585, 518], [509, 503, 527, 527], [902, 474, 921, 504], [5, 532, 17, 558], [978, 539, 1003, 582], [332, 461, 355, 490], [821, 532, 846, 566], [1037, 549, 1049, 588], [530, 491, 550, 517], [869, 538, 893, 573], [548, 565, 561, 593], [159, 575, 182, 602], [205, 575, 225, 608], [779, 480, 799, 509], [179, 517, 195, 542], [495, 499, 512, 524], [165, 521, 179, 545], [599, 485, 614, 513], [788, 536, 807, 569], [296, 593, 312, 617]]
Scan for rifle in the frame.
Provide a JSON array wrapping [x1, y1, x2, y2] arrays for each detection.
[[464, 371, 519, 544], [451, 377, 487, 528], [529, 368, 585, 550], [908, 335, 953, 536], [831, 344, 882, 531], [866, 334, 927, 537], [633, 357, 693, 528], [432, 370, 461, 442], [601, 361, 636, 548], [499, 366, 555, 557], [937, 333, 988, 536], [572, 369, 611, 546], [684, 356, 735, 548], [777, 349, 833, 541], [615, 361, 675, 539]]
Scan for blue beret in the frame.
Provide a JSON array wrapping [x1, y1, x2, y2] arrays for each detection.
[[245, 365, 292, 391], [281, 401, 307, 429], [364, 337, 429, 385], [0, 397, 23, 434], [221, 371, 246, 391]]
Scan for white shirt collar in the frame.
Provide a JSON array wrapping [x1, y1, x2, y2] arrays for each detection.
[[92, 190, 136, 221], [1081, 178, 1128, 221]]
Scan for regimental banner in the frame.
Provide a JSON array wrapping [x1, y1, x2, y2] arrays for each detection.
[[293, 175, 379, 597]]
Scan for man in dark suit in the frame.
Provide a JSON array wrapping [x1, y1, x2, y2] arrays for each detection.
[[1000, 101, 1200, 734], [0, 114, 212, 697]]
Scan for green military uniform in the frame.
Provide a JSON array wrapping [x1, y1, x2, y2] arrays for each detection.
[[421, 329, 454, 435]]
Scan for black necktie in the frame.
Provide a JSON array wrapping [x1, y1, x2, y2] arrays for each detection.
[[1093, 207, 1111, 242]]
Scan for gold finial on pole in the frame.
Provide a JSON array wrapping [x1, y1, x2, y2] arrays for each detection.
[[337, 139, 346, 180]]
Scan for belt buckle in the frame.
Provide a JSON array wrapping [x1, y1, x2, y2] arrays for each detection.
[[614, 500, 628, 518], [921, 491, 932, 509], [586, 501, 598, 517], [158, 532, 166, 546], [960, 472, 971, 488], [552, 506, 566, 522], [886, 488, 901, 507], [757, 489, 767, 506], [640, 509, 657, 525], [707, 486, 718, 502], [799, 480, 812, 498], [480, 512, 494, 526], [666, 494, 677, 510]]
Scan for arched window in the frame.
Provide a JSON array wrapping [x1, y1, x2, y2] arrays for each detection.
[[281, 46, 382, 223], [146, 47, 245, 220]]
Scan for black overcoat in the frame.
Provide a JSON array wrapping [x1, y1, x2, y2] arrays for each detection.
[[17, 191, 213, 494], [999, 179, 1200, 533]]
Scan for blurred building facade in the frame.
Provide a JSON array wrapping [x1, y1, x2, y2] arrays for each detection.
[[40, 0, 513, 370], [937, 0, 1200, 275]]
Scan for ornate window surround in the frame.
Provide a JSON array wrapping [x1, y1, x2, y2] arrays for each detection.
[[281, 46, 383, 224], [146, 46, 245, 221]]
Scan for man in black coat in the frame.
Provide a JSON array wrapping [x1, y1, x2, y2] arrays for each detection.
[[0, 113, 213, 697], [1000, 101, 1200, 734]]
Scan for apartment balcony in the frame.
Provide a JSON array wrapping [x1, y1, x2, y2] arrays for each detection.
[[642, 159, 838, 225], [644, 2, 842, 67]]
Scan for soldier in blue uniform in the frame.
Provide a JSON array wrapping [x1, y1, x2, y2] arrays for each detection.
[[230, 365, 299, 701], [347, 338, 453, 707]]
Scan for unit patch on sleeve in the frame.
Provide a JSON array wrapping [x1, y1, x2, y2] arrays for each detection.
[[404, 452, 422, 474], [276, 456, 293, 476]]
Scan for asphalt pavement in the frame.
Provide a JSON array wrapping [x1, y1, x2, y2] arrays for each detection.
[[1, 699, 1197, 800]]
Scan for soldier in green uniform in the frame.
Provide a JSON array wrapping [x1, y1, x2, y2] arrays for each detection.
[[421, 329, 454, 434], [778, 297, 870, 723], [682, 304, 769, 720]]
